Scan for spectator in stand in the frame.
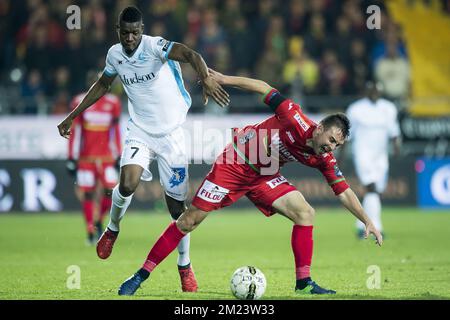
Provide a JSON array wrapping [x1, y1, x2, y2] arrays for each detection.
[[50, 66, 71, 114], [198, 8, 228, 69], [283, 37, 319, 95], [252, 0, 276, 55], [265, 15, 287, 62], [330, 15, 354, 68], [24, 25, 52, 80], [20, 69, 46, 114], [255, 47, 284, 90], [342, 0, 366, 36], [228, 15, 258, 73], [145, 0, 182, 41], [220, 0, 243, 32], [346, 38, 372, 95], [59, 31, 86, 94], [375, 39, 410, 106], [319, 49, 348, 96], [303, 14, 328, 60], [286, 0, 308, 37]]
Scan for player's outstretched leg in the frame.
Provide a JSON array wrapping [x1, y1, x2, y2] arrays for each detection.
[[273, 191, 336, 295], [166, 195, 198, 292], [118, 221, 187, 295], [96, 185, 132, 259], [291, 225, 336, 295], [118, 207, 208, 296], [82, 192, 96, 246]]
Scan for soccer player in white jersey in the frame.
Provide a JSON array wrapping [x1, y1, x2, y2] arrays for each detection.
[[345, 82, 401, 238], [57, 6, 230, 292]]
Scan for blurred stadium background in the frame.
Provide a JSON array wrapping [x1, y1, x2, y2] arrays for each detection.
[[0, 0, 449, 212]]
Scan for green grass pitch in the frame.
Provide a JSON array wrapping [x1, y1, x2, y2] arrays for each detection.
[[1, 207, 449, 300]]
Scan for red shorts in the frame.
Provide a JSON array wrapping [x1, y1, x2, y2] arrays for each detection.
[[192, 161, 297, 217], [76, 160, 118, 191]]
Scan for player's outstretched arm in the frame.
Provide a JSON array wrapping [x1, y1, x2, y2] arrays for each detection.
[[168, 43, 230, 108], [338, 188, 383, 246], [208, 68, 273, 95], [57, 73, 115, 139]]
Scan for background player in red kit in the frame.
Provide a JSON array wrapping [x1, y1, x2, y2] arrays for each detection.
[[67, 71, 122, 245], [117, 69, 383, 296]]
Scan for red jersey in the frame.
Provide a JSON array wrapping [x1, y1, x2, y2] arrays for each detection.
[[231, 89, 349, 195], [68, 93, 122, 162]]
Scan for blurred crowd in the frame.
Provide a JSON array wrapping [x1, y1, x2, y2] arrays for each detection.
[[0, 0, 420, 115]]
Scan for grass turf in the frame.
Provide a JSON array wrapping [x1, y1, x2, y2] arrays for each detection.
[[0, 207, 449, 300]]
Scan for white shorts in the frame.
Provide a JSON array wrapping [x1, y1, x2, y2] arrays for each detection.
[[354, 155, 388, 193], [121, 124, 188, 201]]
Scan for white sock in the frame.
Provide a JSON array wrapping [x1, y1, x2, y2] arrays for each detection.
[[174, 219, 191, 267], [357, 192, 382, 231], [107, 185, 133, 232]]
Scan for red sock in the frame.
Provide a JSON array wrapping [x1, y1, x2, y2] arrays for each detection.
[[142, 222, 186, 272], [291, 225, 313, 280], [99, 196, 112, 223], [83, 200, 95, 234]]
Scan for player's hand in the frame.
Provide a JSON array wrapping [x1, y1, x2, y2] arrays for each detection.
[[208, 68, 226, 84], [66, 159, 77, 177], [201, 73, 230, 108], [57, 117, 73, 139], [365, 222, 383, 246]]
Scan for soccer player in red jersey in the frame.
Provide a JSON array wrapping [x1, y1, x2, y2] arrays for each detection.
[[117, 70, 383, 296], [67, 73, 122, 245]]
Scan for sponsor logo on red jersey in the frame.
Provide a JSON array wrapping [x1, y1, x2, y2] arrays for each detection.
[[271, 133, 297, 162], [197, 180, 230, 203], [286, 131, 296, 143], [293, 111, 310, 131], [266, 176, 288, 189]]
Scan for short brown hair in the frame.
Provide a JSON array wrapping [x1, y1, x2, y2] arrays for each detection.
[[320, 113, 351, 139]]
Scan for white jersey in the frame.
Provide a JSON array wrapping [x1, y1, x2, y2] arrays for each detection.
[[104, 35, 191, 135], [347, 96, 400, 162]]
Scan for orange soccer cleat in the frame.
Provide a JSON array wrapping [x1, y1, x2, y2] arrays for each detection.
[[96, 228, 119, 259], [178, 265, 198, 292]]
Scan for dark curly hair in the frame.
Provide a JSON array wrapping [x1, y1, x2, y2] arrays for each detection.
[[118, 6, 142, 24]]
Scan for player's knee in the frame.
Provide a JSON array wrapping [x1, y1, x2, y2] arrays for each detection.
[[293, 206, 315, 224], [118, 180, 138, 197], [177, 215, 195, 233], [176, 208, 203, 233]]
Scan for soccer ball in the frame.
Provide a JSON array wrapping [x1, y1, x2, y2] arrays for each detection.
[[230, 266, 266, 300]]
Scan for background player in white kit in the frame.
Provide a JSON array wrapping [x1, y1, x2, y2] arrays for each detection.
[[344, 81, 401, 238], [57, 6, 229, 292]]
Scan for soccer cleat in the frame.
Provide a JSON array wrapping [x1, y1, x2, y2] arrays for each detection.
[[96, 228, 118, 259], [295, 280, 336, 295], [118, 273, 146, 296], [178, 265, 198, 292]]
